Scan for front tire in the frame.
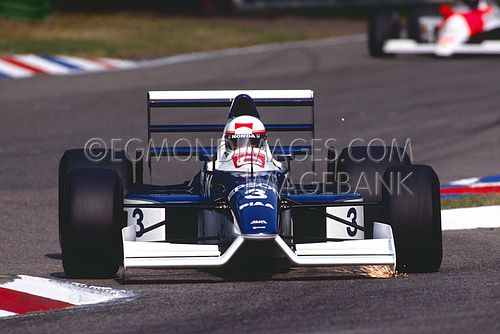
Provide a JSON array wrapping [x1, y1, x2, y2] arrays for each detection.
[[382, 164, 442, 273], [61, 168, 125, 278], [58, 149, 132, 247], [368, 8, 401, 57], [408, 4, 440, 42]]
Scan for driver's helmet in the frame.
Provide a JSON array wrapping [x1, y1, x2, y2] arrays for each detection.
[[224, 115, 267, 153]]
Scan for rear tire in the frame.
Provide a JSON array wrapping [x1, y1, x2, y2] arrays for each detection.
[[382, 164, 442, 273], [368, 8, 401, 57], [61, 168, 124, 278]]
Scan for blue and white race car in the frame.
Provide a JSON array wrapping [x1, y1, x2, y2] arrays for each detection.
[[59, 90, 442, 278]]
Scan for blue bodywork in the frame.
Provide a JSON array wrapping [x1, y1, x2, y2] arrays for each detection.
[[126, 168, 360, 239], [214, 171, 285, 236]]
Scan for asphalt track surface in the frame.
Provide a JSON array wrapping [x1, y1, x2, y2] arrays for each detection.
[[1, 36, 499, 333]]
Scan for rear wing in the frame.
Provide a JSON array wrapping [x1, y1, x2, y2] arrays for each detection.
[[146, 90, 315, 174], [148, 90, 314, 108]]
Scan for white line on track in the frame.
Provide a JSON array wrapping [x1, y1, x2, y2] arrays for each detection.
[[0, 310, 17, 317], [99, 57, 136, 68], [138, 34, 366, 68], [0, 275, 133, 318], [2, 275, 132, 305], [442, 205, 500, 231], [447, 177, 481, 186]]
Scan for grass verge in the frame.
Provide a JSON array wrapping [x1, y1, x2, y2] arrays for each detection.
[[441, 194, 500, 210], [0, 12, 364, 59]]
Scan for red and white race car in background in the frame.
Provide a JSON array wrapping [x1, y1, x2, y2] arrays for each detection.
[[369, 0, 500, 57]]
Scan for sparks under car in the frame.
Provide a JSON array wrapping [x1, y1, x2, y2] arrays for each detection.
[[369, 0, 500, 57], [58, 90, 442, 278]]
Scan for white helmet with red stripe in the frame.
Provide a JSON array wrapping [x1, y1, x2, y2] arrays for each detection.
[[224, 115, 267, 152]]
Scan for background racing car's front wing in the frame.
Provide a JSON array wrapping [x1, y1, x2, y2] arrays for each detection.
[[384, 39, 500, 56]]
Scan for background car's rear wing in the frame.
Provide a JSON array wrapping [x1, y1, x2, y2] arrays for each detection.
[[146, 90, 316, 174]]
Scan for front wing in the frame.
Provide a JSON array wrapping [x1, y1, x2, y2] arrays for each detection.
[[383, 39, 500, 56], [122, 222, 396, 270]]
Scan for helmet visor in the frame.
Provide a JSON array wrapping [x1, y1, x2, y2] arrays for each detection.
[[225, 133, 266, 152]]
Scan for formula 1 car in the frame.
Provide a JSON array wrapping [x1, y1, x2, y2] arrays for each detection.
[[369, 0, 500, 57], [58, 90, 442, 278]]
